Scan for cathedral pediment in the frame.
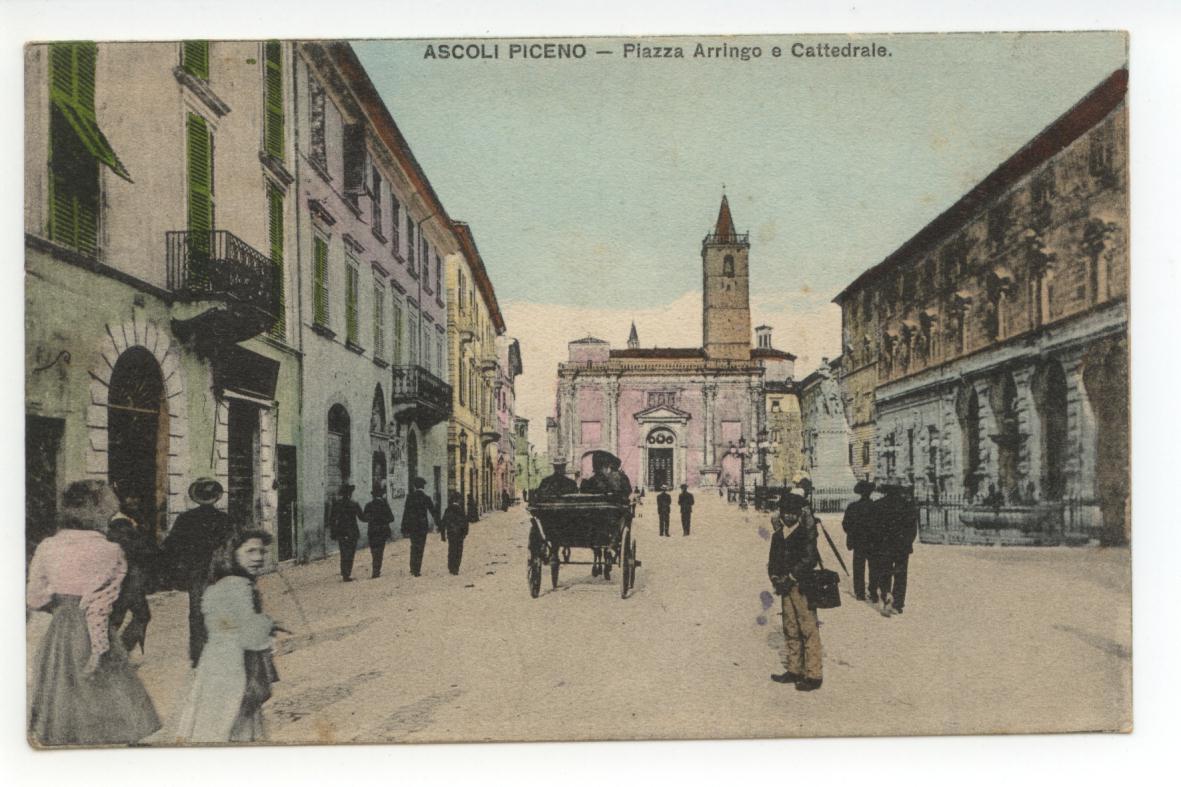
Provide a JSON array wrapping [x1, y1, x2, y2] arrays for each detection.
[[634, 405, 692, 424]]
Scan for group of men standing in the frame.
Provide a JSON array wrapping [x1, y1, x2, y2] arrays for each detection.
[[841, 480, 919, 617], [655, 484, 694, 537]]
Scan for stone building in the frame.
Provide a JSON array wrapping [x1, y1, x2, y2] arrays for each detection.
[[834, 68, 1129, 544], [798, 359, 857, 496], [752, 326, 805, 488], [553, 196, 779, 492], [294, 43, 455, 559], [447, 222, 506, 515], [494, 337, 523, 505], [25, 41, 298, 557]]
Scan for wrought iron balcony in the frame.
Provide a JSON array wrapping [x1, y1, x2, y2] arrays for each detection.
[[391, 365, 452, 428], [481, 427, 501, 445], [167, 230, 279, 346]]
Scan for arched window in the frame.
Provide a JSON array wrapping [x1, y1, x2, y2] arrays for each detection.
[[327, 404, 351, 493], [723, 254, 735, 277], [108, 348, 167, 534], [1035, 362, 1068, 501], [959, 385, 982, 499]]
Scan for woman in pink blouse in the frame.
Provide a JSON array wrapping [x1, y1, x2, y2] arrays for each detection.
[[27, 480, 160, 746]]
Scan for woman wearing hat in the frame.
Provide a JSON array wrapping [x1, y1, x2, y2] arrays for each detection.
[[162, 478, 235, 667], [27, 480, 161, 745]]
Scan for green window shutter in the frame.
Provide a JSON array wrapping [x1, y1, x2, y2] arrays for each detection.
[[182, 41, 209, 81], [345, 262, 359, 344], [268, 184, 286, 338], [47, 43, 101, 254], [313, 236, 329, 326], [373, 284, 386, 360], [264, 42, 284, 160], [186, 112, 213, 237]]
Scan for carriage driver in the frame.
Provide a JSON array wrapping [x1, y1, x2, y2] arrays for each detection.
[[535, 460, 578, 499]]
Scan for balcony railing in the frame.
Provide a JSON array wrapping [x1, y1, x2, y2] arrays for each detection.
[[166, 230, 279, 344], [391, 365, 452, 428], [702, 231, 750, 247]]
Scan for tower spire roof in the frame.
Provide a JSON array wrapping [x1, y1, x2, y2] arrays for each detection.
[[714, 194, 735, 239], [627, 321, 639, 349]]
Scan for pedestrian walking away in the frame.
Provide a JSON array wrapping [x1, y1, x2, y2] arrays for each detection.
[[162, 477, 236, 667], [467, 493, 479, 524], [872, 481, 919, 616], [678, 484, 694, 536], [27, 480, 161, 746], [327, 482, 366, 582], [656, 485, 672, 537], [107, 485, 161, 654], [174, 529, 281, 743], [441, 491, 469, 575], [402, 477, 440, 576], [841, 480, 877, 602], [767, 493, 824, 691], [363, 482, 395, 579]]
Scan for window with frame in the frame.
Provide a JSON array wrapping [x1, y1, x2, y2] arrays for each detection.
[[408, 303, 420, 366], [389, 193, 400, 250], [48, 42, 130, 254], [435, 254, 442, 300], [391, 298, 403, 364], [406, 216, 416, 273], [459, 271, 466, 311], [422, 241, 431, 290], [181, 41, 210, 81], [263, 41, 284, 161], [771, 398, 781, 413], [267, 183, 285, 338], [436, 329, 444, 373], [345, 258, 360, 346], [422, 330, 432, 375], [862, 442, 870, 466], [370, 166, 383, 237], [307, 73, 327, 170], [723, 254, 735, 277], [373, 280, 386, 360], [312, 235, 330, 327]]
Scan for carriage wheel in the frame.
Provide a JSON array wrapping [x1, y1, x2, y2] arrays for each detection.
[[550, 551, 561, 589]]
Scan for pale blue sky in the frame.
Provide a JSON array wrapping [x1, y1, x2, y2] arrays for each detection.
[[353, 33, 1125, 310], [352, 33, 1126, 436]]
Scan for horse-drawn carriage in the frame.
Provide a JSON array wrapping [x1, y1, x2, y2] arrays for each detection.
[[526, 494, 639, 598]]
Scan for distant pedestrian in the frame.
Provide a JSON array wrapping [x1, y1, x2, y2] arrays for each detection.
[[467, 493, 479, 523], [107, 486, 160, 654], [841, 480, 876, 603], [501, 489, 512, 511], [402, 477, 439, 577], [327, 483, 365, 582], [656, 485, 672, 537], [872, 482, 919, 616], [441, 492, 469, 575], [767, 494, 823, 691], [174, 529, 279, 743], [363, 483, 395, 579], [678, 484, 695, 536], [27, 480, 161, 746], [162, 478, 235, 667]]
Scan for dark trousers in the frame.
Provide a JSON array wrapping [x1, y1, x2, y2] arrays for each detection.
[[447, 535, 465, 575], [370, 538, 387, 578], [338, 537, 357, 579], [409, 534, 427, 576], [869, 552, 910, 610], [889, 553, 910, 611], [185, 576, 207, 667], [658, 511, 670, 536], [681, 510, 692, 535], [852, 550, 871, 601]]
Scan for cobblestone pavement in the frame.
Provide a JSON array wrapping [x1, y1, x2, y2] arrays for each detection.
[[26, 492, 1131, 743]]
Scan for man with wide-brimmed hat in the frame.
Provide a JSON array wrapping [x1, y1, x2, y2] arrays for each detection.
[[401, 477, 439, 577], [677, 483, 694, 536], [363, 481, 395, 579], [327, 482, 366, 582], [842, 479, 877, 602], [768, 492, 824, 691], [871, 480, 919, 616], [162, 478, 235, 667], [656, 485, 672, 537], [535, 459, 578, 500]]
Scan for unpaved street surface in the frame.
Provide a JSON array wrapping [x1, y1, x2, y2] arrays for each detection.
[[27, 493, 1132, 743]]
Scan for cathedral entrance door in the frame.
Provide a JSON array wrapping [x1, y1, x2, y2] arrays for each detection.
[[648, 448, 673, 490]]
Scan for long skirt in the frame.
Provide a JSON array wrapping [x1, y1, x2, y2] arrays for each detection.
[[28, 596, 161, 746]]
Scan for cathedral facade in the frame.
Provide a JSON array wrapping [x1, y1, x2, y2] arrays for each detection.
[[552, 197, 785, 490]]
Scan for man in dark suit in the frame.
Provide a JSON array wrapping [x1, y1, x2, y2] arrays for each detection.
[[767, 494, 823, 690], [328, 482, 365, 582], [162, 478, 235, 667], [677, 484, 694, 536], [841, 480, 877, 602], [107, 487, 160, 654], [363, 482, 395, 579], [871, 482, 919, 616], [535, 460, 578, 499], [402, 477, 439, 577], [656, 485, 672, 537]]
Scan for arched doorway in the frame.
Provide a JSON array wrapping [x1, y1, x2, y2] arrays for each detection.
[[108, 347, 167, 536], [406, 429, 418, 490], [646, 427, 676, 490], [327, 404, 351, 496], [371, 385, 388, 494], [958, 384, 982, 499], [994, 374, 1021, 501], [1035, 361, 1068, 501], [1084, 342, 1129, 545]]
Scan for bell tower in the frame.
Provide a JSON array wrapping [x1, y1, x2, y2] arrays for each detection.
[[701, 194, 752, 360]]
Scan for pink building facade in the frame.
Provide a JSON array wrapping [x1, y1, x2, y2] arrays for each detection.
[[554, 197, 780, 491]]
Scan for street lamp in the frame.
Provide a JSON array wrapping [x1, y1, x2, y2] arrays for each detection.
[[756, 427, 770, 511], [728, 437, 750, 510]]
